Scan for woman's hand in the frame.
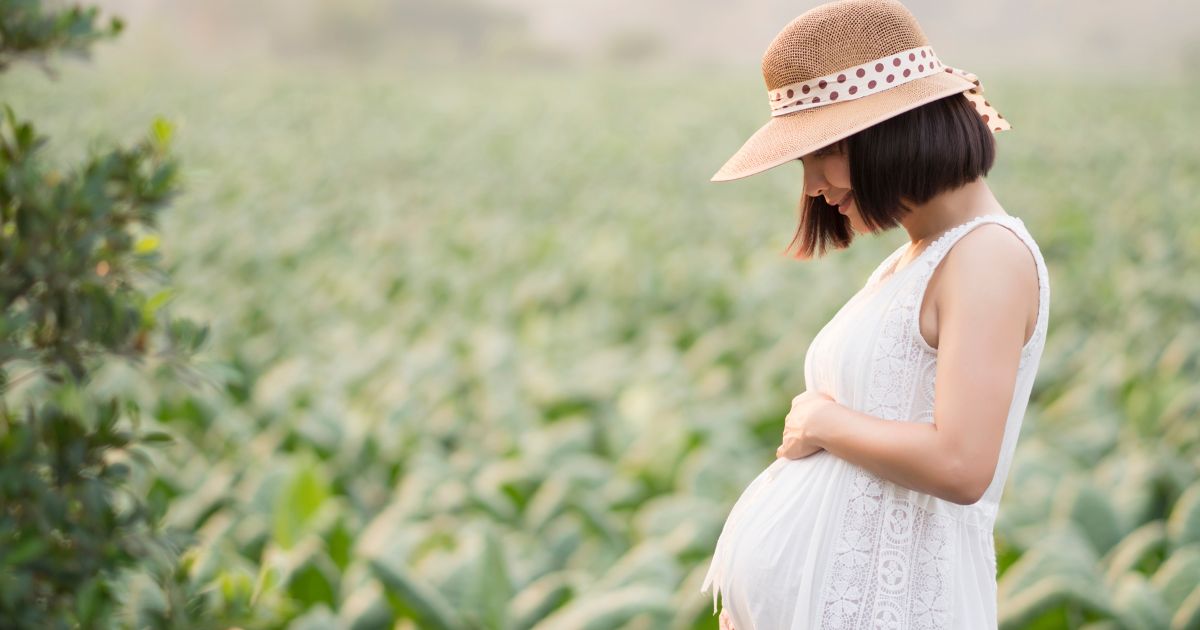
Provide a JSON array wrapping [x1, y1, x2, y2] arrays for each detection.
[[776, 390, 836, 459]]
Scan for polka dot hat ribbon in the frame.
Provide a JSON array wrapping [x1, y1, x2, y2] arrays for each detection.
[[768, 45, 1011, 132]]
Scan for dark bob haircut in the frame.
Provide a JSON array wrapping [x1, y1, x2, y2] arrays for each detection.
[[786, 92, 996, 260]]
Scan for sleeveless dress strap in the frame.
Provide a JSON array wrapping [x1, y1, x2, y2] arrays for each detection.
[[902, 214, 1051, 358]]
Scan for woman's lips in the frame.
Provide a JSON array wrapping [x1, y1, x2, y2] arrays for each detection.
[[834, 192, 851, 212]]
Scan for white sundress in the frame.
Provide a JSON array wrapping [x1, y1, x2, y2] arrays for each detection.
[[699, 213, 1052, 629]]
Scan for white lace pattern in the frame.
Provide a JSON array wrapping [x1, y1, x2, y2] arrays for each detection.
[[816, 214, 1049, 629]]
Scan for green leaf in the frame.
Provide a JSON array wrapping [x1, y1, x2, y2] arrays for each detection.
[[1103, 520, 1167, 584], [150, 117, 173, 149], [369, 557, 465, 630], [272, 458, 331, 549], [0, 539, 48, 566], [1051, 477, 1126, 555], [998, 575, 1114, 630], [141, 431, 174, 444], [134, 234, 161, 255], [1151, 543, 1200, 611], [529, 584, 673, 630], [1167, 482, 1200, 549], [1111, 573, 1172, 630], [75, 576, 104, 625], [511, 572, 574, 629], [1172, 585, 1200, 630]]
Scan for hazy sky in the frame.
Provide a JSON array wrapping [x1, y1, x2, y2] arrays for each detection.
[[491, 0, 1197, 76], [88, 0, 1197, 78]]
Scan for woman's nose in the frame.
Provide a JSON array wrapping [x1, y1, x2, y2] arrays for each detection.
[[803, 171, 827, 199]]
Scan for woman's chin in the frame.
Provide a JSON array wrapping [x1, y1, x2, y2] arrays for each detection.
[[838, 201, 858, 231]]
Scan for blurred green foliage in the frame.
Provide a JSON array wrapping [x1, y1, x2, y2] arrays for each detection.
[[1, 35, 1198, 630], [0, 2, 210, 628], [0, 0, 122, 71]]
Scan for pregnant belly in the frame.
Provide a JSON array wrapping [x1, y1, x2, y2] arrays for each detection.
[[716, 451, 854, 627]]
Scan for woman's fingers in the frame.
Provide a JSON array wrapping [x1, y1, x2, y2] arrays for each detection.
[[778, 439, 821, 460]]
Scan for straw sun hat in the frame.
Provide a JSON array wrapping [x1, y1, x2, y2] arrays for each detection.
[[712, 0, 1010, 182]]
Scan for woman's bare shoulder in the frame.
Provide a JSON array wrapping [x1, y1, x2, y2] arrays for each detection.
[[938, 222, 1039, 313]]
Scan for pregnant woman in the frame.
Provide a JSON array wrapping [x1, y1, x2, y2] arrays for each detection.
[[699, 1, 1051, 629]]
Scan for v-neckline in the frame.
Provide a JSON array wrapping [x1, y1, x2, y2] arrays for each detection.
[[867, 242, 931, 292], [879, 245, 924, 284]]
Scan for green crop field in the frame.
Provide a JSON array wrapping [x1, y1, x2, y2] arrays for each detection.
[[3, 56, 1199, 629]]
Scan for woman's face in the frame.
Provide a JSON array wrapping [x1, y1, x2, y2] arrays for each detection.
[[799, 141, 863, 232]]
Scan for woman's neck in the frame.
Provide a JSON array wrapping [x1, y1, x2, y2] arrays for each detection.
[[899, 178, 1008, 248]]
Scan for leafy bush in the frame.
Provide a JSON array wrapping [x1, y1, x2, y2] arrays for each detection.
[[0, 2, 207, 627]]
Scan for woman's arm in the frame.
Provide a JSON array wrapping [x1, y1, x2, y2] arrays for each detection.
[[807, 225, 1038, 505]]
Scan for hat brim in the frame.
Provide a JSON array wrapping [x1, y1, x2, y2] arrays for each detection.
[[712, 71, 981, 182]]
